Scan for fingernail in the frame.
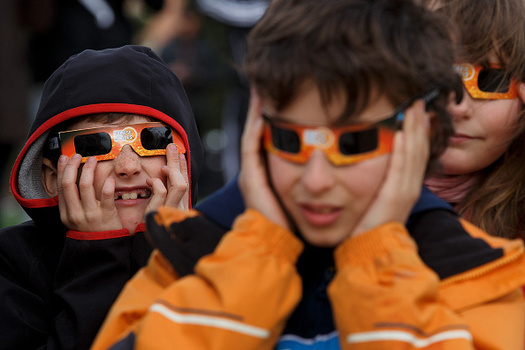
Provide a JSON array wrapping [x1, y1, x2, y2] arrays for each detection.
[[87, 157, 96, 163], [72, 153, 82, 159], [169, 143, 178, 152], [59, 155, 68, 163]]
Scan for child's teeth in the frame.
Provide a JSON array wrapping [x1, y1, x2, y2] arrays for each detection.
[[116, 191, 149, 200]]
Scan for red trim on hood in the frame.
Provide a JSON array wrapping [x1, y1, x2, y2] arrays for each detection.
[[135, 222, 146, 233], [66, 228, 130, 241], [11, 103, 193, 209], [65, 222, 146, 241]]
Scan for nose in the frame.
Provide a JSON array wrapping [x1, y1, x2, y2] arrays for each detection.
[[447, 87, 473, 122], [300, 150, 336, 195], [113, 145, 142, 177]]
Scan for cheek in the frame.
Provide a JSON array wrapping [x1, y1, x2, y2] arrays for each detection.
[[267, 153, 390, 199], [267, 154, 298, 198], [141, 156, 168, 177], [481, 103, 520, 152], [481, 100, 521, 133], [339, 155, 390, 196]]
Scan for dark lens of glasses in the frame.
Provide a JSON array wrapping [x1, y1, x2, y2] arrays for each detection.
[[271, 124, 300, 153], [339, 129, 378, 155], [74, 132, 112, 156], [141, 127, 172, 150], [478, 68, 511, 93]]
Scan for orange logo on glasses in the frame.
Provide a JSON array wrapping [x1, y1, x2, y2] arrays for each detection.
[[113, 127, 138, 143]]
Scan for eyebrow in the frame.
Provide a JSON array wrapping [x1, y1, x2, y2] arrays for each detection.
[[261, 111, 397, 128], [261, 113, 300, 126]]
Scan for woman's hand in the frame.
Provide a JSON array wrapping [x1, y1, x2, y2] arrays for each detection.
[[352, 100, 431, 237], [238, 89, 291, 230]]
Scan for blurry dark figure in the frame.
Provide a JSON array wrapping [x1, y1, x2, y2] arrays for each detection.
[[19, 0, 164, 84], [161, 8, 219, 131], [160, 7, 227, 197], [0, 0, 31, 226], [196, 0, 269, 183]]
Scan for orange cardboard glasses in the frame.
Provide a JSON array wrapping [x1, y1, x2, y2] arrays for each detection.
[[263, 89, 440, 166], [263, 115, 397, 166], [56, 122, 186, 163], [454, 63, 518, 100]]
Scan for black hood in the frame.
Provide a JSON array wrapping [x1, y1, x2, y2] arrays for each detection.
[[10, 45, 203, 226]]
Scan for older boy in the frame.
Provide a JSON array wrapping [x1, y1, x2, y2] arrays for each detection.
[[94, 1, 525, 349], [0, 45, 203, 350]]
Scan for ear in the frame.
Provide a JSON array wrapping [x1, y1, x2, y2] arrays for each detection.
[[517, 83, 525, 105], [41, 158, 58, 197]]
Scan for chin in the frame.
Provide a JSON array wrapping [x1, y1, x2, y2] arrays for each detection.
[[301, 232, 346, 248], [117, 210, 145, 232]]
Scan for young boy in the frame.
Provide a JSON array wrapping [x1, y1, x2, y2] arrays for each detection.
[[0, 45, 203, 350], [93, 1, 525, 349]]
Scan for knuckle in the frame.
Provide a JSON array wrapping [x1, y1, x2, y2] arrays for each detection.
[[101, 187, 114, 198], [77, 181, 91, 191], [156, 186, 168, 197], [67, 213, 82, 227], [174, 182, 188, 193], [60, 178, 76, 189]]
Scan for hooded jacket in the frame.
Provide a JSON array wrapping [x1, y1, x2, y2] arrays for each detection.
[[0, 45, 203, 350]]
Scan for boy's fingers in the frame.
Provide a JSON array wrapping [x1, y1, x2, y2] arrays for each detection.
[[56, 155, 71, 222], [391, 100, 429, 209], [354, 101, 430, 236], [165, 169, 188, 209], [165, 143, 180, 169], [239, 90, 265, 199], [168, 153, 190, 209], [180, 154, 190, 208], [404, 100, 430, 184], [57, 154, 84, 219], [77, 157, 99, 215], [99, 176, 117, 214], [56, 155, 68, 202], [241, 90, 263, 157], [164, 145, 189, 209], [146, 178, 168, 214], [179, 153, 189, 187], [239, 90, 291, 229]]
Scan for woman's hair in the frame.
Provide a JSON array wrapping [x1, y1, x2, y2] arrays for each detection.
[[244, 0, 460, 176], [429, 0, 525, 238]]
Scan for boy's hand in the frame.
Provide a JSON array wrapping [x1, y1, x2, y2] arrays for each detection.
[[352, 100, 431, 237], [57, 155, 123, 232], [239, 90, 291, 230], [146, 143, 189, 213]]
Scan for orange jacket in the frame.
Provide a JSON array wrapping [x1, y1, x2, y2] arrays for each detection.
[[92, 208, 525, 349]]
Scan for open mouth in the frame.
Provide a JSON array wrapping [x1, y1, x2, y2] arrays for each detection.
[[114, 188, 152, 200], [306, 206, 338, 214], [300, 203, 343, 227]]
